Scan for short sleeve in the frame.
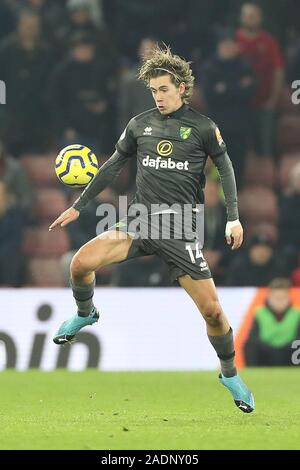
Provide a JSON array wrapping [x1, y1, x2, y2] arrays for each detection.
[[203, 119, 227, 158], [115, 118, 137, 157]]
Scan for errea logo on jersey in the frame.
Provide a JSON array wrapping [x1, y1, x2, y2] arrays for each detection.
[[142, 155, 189, 170], [143, 126, 152, 135]]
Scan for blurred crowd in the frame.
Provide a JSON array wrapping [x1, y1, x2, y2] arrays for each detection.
[[1, 0, 300, 287]]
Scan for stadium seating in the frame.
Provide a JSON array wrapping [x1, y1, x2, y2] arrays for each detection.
[[21, 153, 59, 187], [23, 226, 70, 258], [26, 258, 65, 287], [244, 156, 276, 187], [238, 186, 278, 224], [244, 222, 279, 244], [34, 188, 68, 222], [278, 153, 300, 188], [277, 115, 300, 151], [20, 154, 72, 285]]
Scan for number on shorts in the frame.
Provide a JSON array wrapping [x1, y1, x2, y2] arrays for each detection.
[[185, 242, 203, 264]]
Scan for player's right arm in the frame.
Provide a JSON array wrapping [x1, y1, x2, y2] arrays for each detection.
[[49, 119, 137, 231]]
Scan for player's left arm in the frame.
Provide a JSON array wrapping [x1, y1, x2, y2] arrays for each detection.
[[213, 152, 243, 250], [203, 122, 243, 250]]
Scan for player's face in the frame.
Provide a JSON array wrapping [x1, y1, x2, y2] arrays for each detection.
[[149, 75, 185, 115]]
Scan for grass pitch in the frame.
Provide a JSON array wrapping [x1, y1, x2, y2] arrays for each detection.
[[0, 368, 299, 450]]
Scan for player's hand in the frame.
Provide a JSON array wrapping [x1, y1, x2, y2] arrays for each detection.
[[225, 220, 243, 250], [49, 207, 79, 231]]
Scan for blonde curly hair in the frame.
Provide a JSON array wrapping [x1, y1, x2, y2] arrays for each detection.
[[138, 45, 194, 103]]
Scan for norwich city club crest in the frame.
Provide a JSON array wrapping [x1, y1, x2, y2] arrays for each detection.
[[180, 127, 192, 140]]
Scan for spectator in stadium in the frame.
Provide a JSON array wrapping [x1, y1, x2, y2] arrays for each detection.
[[47, 32, 114, 154], [279, 162, 300, 255], [0, 140, 34, 216], [202, 28, 255, 186], [0, 9, 54, 156], [0, 180, 26, 286], [203, 178, 227, 283], [118, 37, 157, 132], [236, 3, 285, 158], [55, 0, 117, 67], [225, 233, 288, 287], [20, 0, 67, 47], [103, 0, 177, 60], [66, 0, 105, 28], [244, 278, 300, 366]]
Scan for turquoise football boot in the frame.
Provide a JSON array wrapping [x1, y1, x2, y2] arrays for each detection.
[[219, 373, 255, 413], [53, 307, 99, 345]]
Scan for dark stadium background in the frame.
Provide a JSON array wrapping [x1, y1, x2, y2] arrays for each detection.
[[1, 0, 300, 288]]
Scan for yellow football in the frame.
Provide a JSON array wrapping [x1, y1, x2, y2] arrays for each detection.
[[55, 144, 98, 187]]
